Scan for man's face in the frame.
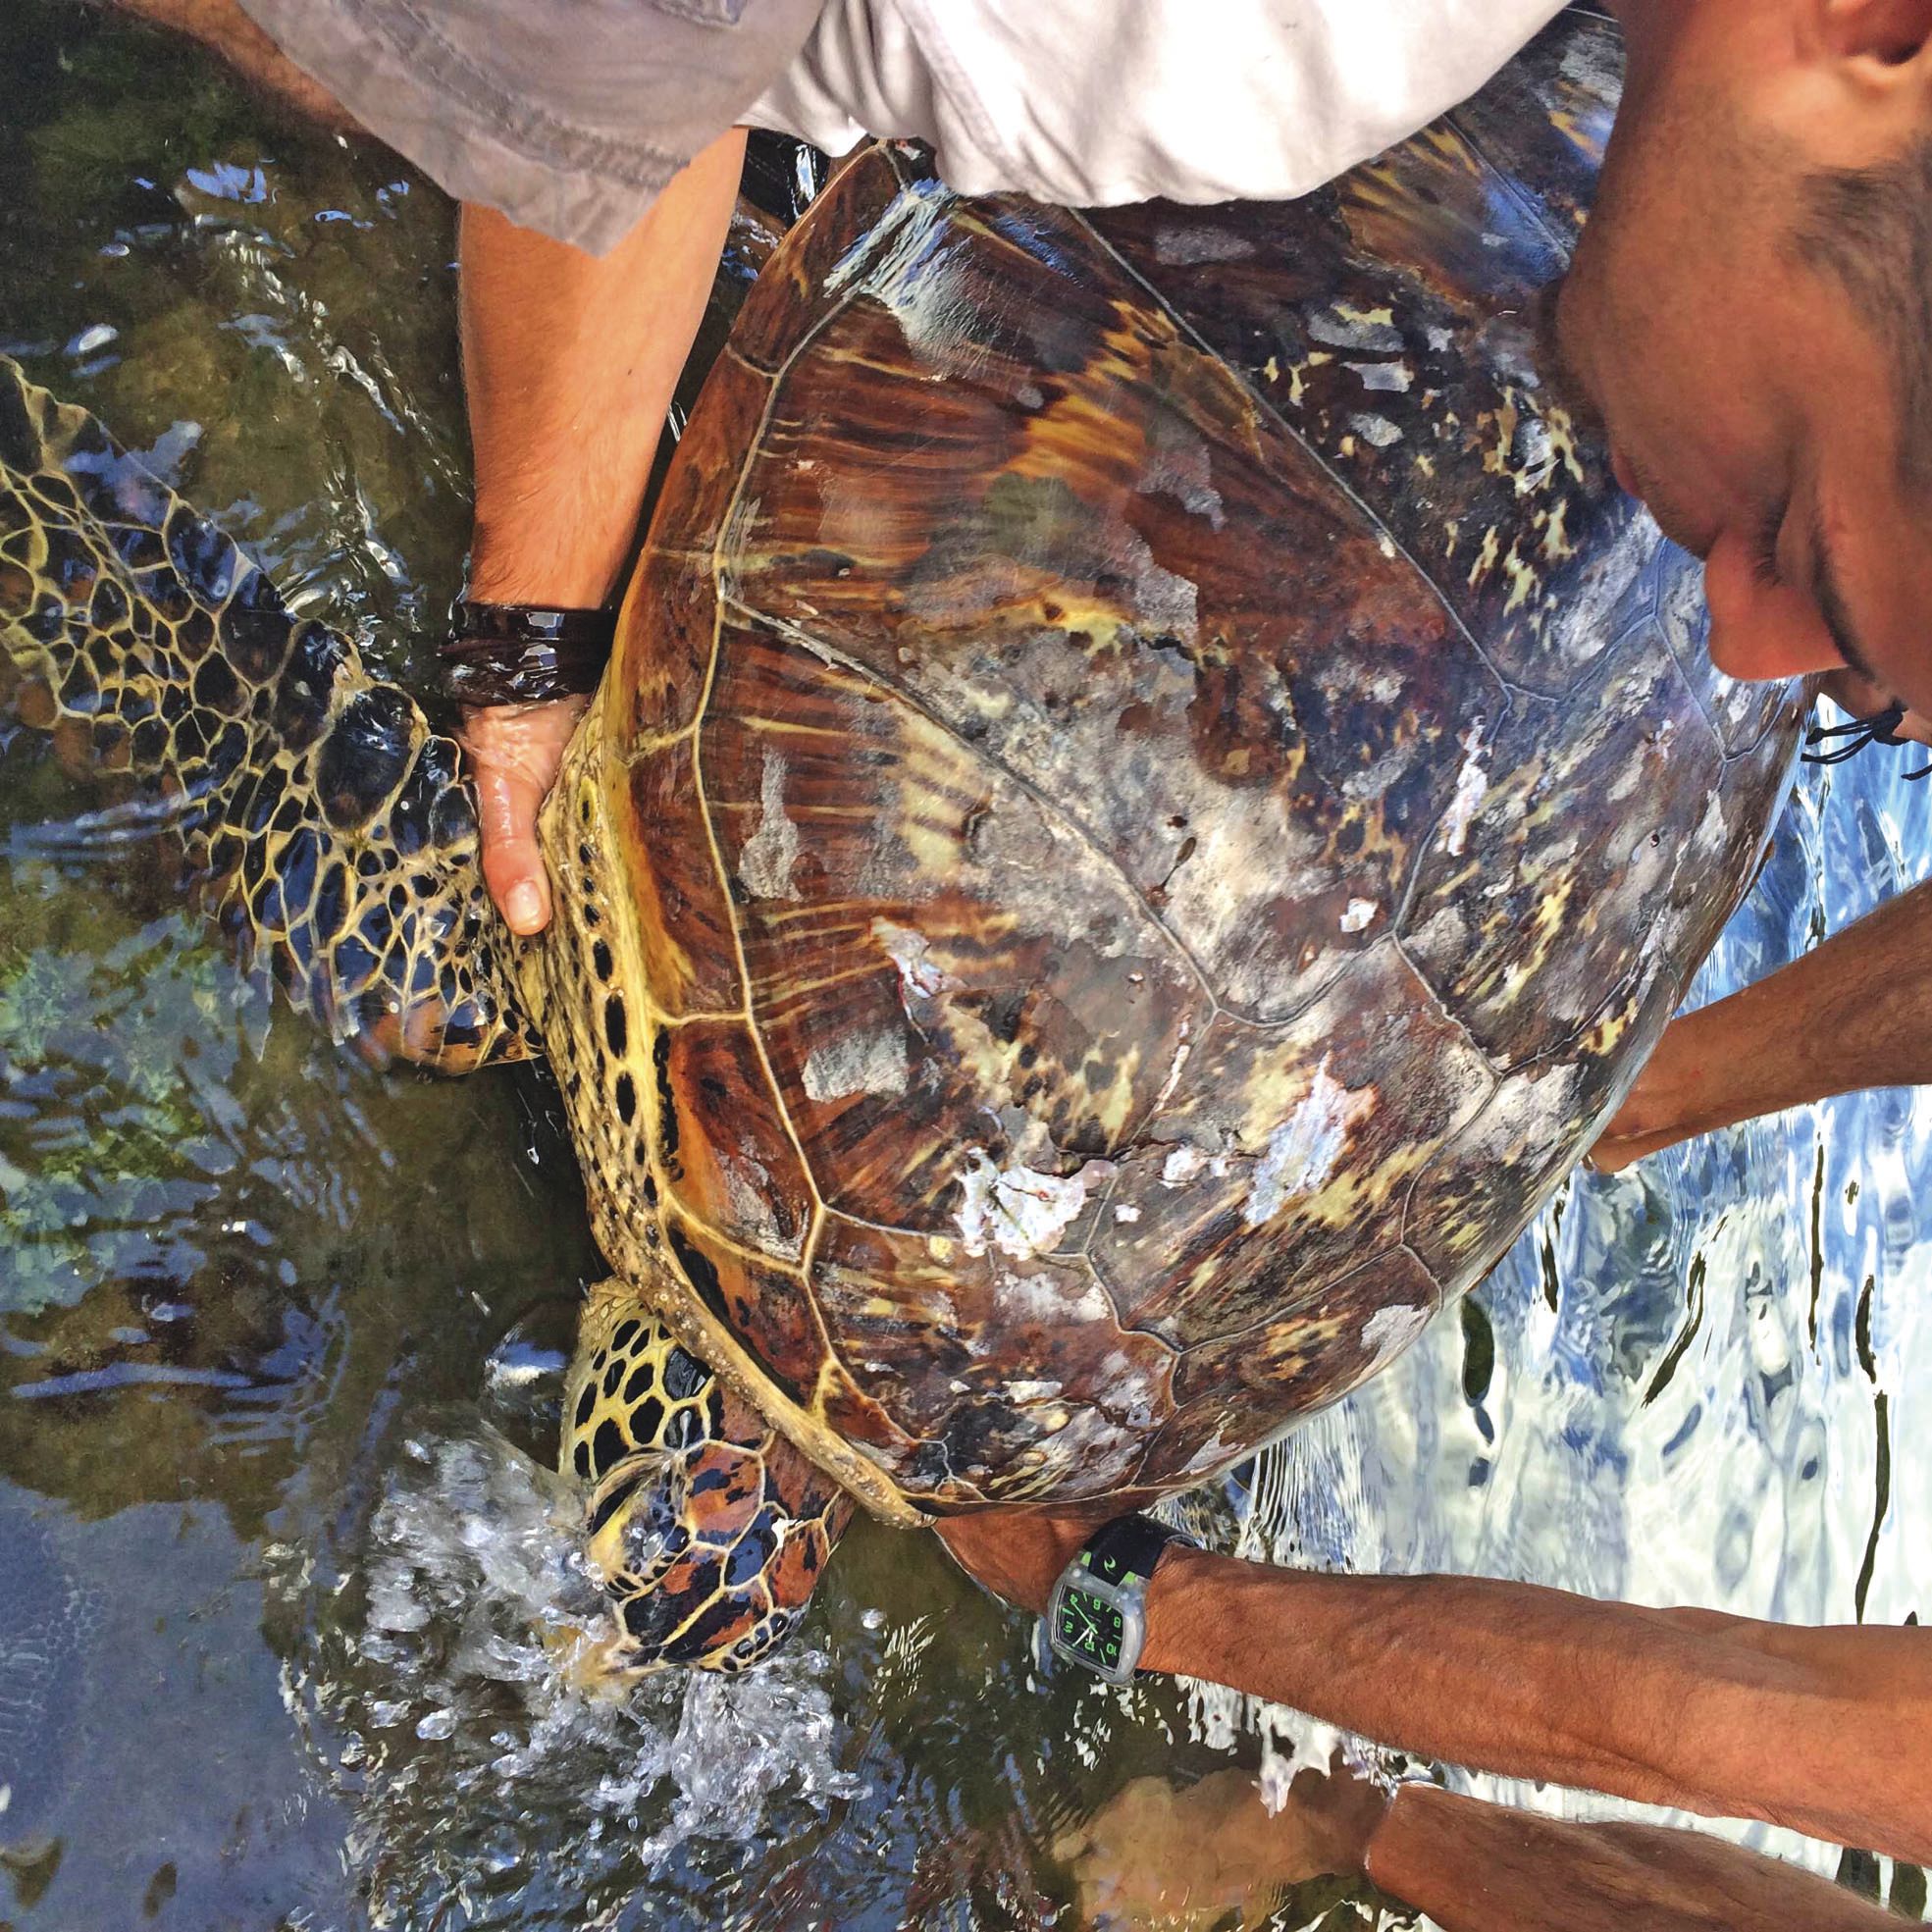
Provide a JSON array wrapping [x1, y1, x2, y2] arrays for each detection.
[[1553, 0, 1932, 717]]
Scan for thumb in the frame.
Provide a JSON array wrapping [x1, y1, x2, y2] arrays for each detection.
[[473, 759, 552, 934]]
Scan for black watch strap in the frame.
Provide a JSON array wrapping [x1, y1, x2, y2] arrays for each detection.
[[1082, 1514, 1188, 1588]]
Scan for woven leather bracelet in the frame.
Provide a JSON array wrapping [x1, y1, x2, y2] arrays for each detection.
[[441, 600, 617, 707]]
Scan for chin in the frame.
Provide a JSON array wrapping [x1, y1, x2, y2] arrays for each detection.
[[1537, 278, 1611, 444], [1704, 633, 1753, 682]]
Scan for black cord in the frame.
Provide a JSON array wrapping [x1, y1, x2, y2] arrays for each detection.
[[1802, 701, 1931, 780]]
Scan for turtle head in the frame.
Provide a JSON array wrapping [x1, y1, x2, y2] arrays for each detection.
[[562, 1288, 852, 1674]]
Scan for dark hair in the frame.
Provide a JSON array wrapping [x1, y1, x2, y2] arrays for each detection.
[[1794, 140, 1932, 488]]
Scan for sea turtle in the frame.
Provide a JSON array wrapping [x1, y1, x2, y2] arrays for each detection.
[[0, 9, 1801, 1676]]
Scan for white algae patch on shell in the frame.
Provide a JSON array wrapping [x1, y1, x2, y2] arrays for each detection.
[[738, 752, 802, 901], [955, 1151, 1115, 1259], [1348, 358, 1414, 393], [1361, 1302, 1432, 1369], [1153, 223, 1256, 267], [1438, 723, 1490, 858], [1161, 1143, 1226, 1186], [1309, 302, 1403, 353], [872, 919, 950, 1002], [803, 1028, 910, 1102], [1242, 1061, 1375, 1228], [1001, 1379, 1065, 1404]]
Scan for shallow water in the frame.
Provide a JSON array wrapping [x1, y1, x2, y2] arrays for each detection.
[[0, 7, 1925, 1929]]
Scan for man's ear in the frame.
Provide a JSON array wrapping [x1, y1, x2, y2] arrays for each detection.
[[1814, 0, 1932, 70]]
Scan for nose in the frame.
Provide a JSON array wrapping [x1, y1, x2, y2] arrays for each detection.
[[1701, 531, 1847, 684]]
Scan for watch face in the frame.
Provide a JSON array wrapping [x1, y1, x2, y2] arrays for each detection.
[[1055, 1585, 1126, 1671]]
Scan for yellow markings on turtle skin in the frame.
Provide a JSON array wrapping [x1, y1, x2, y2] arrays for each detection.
[[1482, 393, 1520, 482], [1539, 499, 1577, 564], [617, 728, 696, 766], [2, 391, 532, 1071], [735, 710, 853, 745], [1332, 301, 1397, 332], [1075, 1043, 1142, 1146], [898, 802, 971, 880], [1540, 407, 1589, 489], [1492, 873, 1579, 1006], [743, 955, 890, 1012], [808, 1355, 864, 1434], [530, 275, 938, 1528], [1467, 525, 1500, 591], [531, 731, 924, 1530], [1500, 541, 1540, 617], [1579, 993, 1639, 1059], [566, 1291, 717, 1485], [1552, 106, 1611, 169], [1264, 350, 1329, 411]]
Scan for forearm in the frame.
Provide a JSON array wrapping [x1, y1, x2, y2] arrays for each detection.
[[103, 0, 360, 128], [1366, 1785, 1905, 1932], [1610, 876, 1932, 1157], [1139, 1553, 1931, 1860], [458, 125, 747, 607]]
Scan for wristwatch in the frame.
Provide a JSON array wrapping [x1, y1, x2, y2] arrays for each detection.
[[1040, 1514, 1196, 1685]]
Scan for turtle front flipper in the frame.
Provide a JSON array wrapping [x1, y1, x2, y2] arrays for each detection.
[[565, 1283, 853, 1673], [0, 356, 534, 1072]]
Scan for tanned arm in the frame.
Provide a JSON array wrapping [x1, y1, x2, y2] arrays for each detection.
[[458, 126, 747, 934], [101, 0, 358, 128], [102, 0, 746, 937], [1366, 1785, 1908, 1932], [1058, 1766, 1906, 1929], [1593, 872, 1932, 1170], [936, 1515, 1932, 1864]]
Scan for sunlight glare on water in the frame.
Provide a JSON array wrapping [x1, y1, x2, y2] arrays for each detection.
[[1198, 740, 1932, 1920], [279, 1420, 860, 1929]]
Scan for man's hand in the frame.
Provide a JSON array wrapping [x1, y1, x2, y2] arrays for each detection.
[[462, 696, 592, 935], [457, 128, 747, 935], [1590, 870, 1932, 1173], [1055, 1767, 1383, 1931], [935, 1503, 1111, 1614]]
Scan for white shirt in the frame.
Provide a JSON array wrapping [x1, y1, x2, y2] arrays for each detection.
[[750, 0, 1569, 208]]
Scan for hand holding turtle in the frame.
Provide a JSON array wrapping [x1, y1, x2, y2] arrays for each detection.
[[454, 131, 749, 935], [1590, 866, 1932, 1175], [461, 695, 593, 935], [935, 1505, 1110, 1615]]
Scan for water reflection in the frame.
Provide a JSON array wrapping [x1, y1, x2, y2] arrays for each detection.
[[0, 4, 1925, 1928], [1208, 739, 1932, 1915]]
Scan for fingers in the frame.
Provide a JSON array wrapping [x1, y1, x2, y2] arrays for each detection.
[[473, 757, 552, 934], [1584, 1129, 1677, 1175], [458, 695, 592, 936]]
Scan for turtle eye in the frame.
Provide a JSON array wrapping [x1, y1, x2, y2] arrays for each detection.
[[584, 1461, 687, 1590], [585, 1470, 644, 1540], [615, 1480, 685, 1575]]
